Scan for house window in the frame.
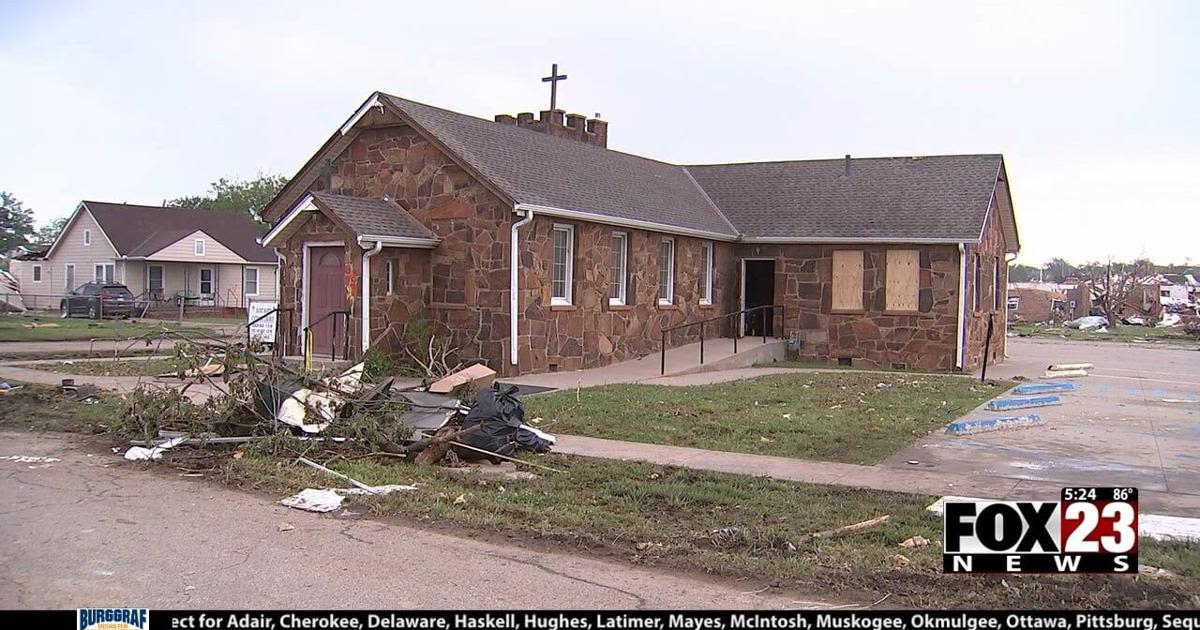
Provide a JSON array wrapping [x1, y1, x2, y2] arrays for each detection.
[[94, 263, 114, 283], [993, 257, 1003, 311], [194, 239, 206, 256], [699, 242, 714, 304], [658, 237, 675, 304], [973, 253, 982, 311], [244, 267, 259, 296], [1007, 296, 1020, 310], [32, 264, 42, 282], [84, 229, 91, 246], [148, 265, 164, 296], [609, 232, 627, 305], [385, 260, 395, 295], [832, 250, 864, 311], [551, 224, 573, 305], [199, 268, 214, 295], [64, 264, 75, 293], [885, 249, 919, 311]]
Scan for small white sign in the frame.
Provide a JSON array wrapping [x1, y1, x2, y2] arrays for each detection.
[[248, 301, 277, 344]]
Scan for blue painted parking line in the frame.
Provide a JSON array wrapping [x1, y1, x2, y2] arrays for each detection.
[[947, 414, 1045, 436], [986, 395, 1063, 411], [1014, 382, 1079, 395]]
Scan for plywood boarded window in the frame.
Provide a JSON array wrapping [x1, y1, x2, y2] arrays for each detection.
[[831, 250, 864, 311], [886, 249, 919, 311]]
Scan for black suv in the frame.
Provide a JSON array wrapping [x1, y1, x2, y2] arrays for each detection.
[[60, 283, 135, 319]]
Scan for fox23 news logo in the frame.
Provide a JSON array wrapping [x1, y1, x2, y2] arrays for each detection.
[[943, 487, 1138, 574]]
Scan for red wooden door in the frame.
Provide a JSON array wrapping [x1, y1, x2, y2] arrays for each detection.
[[308, 247, 346, 355]]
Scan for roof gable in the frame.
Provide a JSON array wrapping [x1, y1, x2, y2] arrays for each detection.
[[82, 202, 276, 263]]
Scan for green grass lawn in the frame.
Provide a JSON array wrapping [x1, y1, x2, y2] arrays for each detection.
[[0, 315, 212, 342], [219, 451, 1199, 609], [1012, 322, 1198, 345], [526, 372, 1008, 465]]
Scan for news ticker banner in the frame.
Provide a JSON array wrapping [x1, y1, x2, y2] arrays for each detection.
[[1, 610, 1197, 630]]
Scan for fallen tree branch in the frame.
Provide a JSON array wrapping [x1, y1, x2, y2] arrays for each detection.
[[795, 515, 890, 545]]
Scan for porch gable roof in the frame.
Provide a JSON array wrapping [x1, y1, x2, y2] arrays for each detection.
[[261, 192, 440, 248]]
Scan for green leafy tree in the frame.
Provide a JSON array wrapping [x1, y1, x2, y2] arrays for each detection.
[[0, 191, 36, 254], [1042, 257, 1078, 283], [169, 173, 289, 223], [32, 216, 68, 245], [1008, 264, 1041, 283]]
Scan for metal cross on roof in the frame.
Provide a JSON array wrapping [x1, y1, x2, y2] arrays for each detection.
[[541, 63, 567, 111]]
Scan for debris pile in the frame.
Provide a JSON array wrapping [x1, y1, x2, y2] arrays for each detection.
[[99, 331, 555, 513]]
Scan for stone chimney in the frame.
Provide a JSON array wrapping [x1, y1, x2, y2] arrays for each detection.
[[495, 108, 607, 148]]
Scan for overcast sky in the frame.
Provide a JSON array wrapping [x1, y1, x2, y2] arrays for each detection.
[[1, 0, 1196, 266]]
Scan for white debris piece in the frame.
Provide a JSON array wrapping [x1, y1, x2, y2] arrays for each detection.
[[1158, 313, 1182, 327], [276, 363, 366, 433], [123, 436, 186, 461], [1047, 363, 1093, 371], [0, 455, 62, 464], [279, 483, 418, 513], [520, 424, 557, 445], [1066, 316, 1108, 331]]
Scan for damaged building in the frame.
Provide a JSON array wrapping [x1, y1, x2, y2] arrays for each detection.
[[258, 92, 1020, 376]]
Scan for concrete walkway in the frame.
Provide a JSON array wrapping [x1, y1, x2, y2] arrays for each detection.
[[553, 434, 1200, 516], [0, 362, 225, 402]]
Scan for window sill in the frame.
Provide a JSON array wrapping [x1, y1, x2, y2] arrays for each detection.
[[550, 304, 577, 312], [657, 302, 678, 311], [829, 308, 865, 315], [882, 309, 922, 316], [698, 302, 716, 309], [608, 304, 632, 312]]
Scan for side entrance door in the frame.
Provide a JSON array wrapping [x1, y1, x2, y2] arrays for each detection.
[[307, 246, 346, 355], [743, 259, 776, 337]]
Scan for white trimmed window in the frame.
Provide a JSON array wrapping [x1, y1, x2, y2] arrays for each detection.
[[658, 237, 674, 305], [148, 265, 163, 295], [551, 224, 574, 305], [244, 267, 259, 296], [64, 264, 75, 293], [94, 263, 114, 283], [699, 242, 713, 304], [83, 229, 91, 246], [609, 232, 627, 305], [194, 239, 206, 256], [199, 267, 213, 295], [385, 260, 395, 295], [32, 264, 42, 282]]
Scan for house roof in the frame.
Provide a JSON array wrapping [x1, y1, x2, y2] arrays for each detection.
[[309, 193, 437, 241], [685, 155, 1004, 241], [266, 92, 1015, 249], [382, 94, 739, 238], [80, 202, 277, 263]]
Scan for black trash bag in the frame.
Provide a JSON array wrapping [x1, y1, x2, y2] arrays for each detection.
[[454, 383, 524, 461]]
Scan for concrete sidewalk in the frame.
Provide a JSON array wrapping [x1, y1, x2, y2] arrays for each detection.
[[553, 434, 1200, 516], [0, 363, 224, 402]]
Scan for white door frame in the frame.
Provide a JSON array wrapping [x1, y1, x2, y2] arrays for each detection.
[[301, 241, 345, 354], [197, 265, 215, 295], [739, 257, 775, 337]]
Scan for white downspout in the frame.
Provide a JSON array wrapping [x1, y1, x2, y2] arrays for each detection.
[[510, 207, 535, 366], [358, 238, 384, 354], [1004, 252, 1017, 358], [955, 243, 968, 370]]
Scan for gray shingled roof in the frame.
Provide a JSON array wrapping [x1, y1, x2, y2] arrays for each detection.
[[310, 193, 437, 241], [383, 94, 739, 237], [83, 202, 277, 263], [685, 155, 1003, 240]]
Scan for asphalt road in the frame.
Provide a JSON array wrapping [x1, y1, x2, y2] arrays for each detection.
[[0, 431, 828, 609]]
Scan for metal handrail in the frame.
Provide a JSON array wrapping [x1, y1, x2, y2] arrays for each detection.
[[246, 307, 294, 358], [304, 310, 351, 360], [660, 304, 786, 375]]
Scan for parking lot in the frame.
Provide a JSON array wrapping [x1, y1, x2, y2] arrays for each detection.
[[887, 337, 1200, 508]]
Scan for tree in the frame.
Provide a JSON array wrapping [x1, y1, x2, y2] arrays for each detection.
[[1008, 264, 1041, 283], [1042, 257, 1078, 283], [169, 173, 289, 223], [0, 191, 36, 254], [1083, 258, 1155, 328], [32, 216, 68, 245]]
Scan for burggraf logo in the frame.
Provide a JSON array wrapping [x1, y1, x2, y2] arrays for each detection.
[[77, 608, 149, 630]]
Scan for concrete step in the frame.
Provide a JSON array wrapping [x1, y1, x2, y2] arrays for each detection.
[[664, 338, 788, 377]]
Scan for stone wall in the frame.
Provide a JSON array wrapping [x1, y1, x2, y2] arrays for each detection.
[[739, 243, 962, 370], [515, 216, 736, 372], [325, 124, 514, 371], [962, 199, 1008, 370]]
